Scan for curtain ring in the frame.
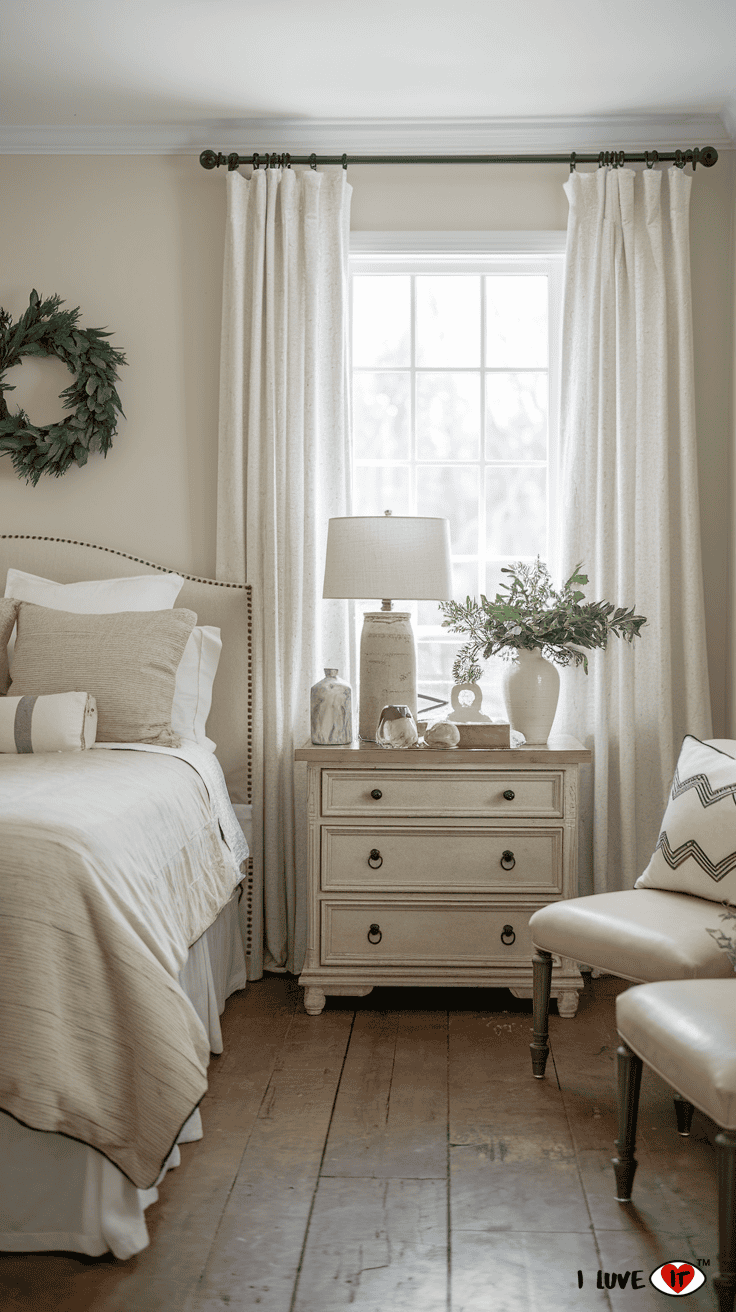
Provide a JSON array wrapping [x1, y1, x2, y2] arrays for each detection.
[[341, 153, 348, 170], [569, 151, 577, 173], [309, 153, 317, 170], [645, 149, 658, 169], [227, 152, 240, 172], [252, 152, 260, 170], [284, 153, 291, 169], [675, 148, 685, 170], [598, 151, 605, 169]]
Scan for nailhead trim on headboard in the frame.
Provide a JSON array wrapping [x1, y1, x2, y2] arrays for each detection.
[[0, 535, 253, 805]]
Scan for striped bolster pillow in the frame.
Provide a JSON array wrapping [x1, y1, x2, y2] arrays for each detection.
[[0, 691, 98, 753]]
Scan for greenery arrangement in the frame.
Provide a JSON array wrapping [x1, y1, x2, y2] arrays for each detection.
[[441, 557, 647, 684], [0, 290, 127, 485]]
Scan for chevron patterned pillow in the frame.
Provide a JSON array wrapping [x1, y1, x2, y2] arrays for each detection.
[[636, 735, 736, 904]]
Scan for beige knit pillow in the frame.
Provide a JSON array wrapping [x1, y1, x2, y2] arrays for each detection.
[[0, 597, 20, 695], [9, 602, 197, 746]]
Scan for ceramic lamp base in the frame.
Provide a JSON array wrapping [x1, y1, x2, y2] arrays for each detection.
[[358, 611, 417, 741]]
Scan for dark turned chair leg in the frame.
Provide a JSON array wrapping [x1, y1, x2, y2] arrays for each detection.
[[530, 949, 553, 1078], [612, 1041, 643, 1202], [714, 1130, 736, 1312], [673, 1092, 695, 1137]]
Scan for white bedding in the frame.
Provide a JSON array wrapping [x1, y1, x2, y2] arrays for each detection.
[[0, 890, 247, 1259], [0, 744, 249, 1187], [0, 743, 251, 1257]]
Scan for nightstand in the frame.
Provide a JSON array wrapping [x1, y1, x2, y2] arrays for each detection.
[[295, 737, 591, 1017]]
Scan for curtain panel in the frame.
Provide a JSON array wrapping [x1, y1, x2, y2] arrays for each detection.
[[557, 165, 712, 896], [216, 166, 353, 975]]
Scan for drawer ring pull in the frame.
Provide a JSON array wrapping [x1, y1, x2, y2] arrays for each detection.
[[370, 789, 383, 800], [368, 848, 383, 869], [500, 849, 516, 871], [503, 789, 515, 801], [368, 923, 382, 944], [501, 924, 516, 946]]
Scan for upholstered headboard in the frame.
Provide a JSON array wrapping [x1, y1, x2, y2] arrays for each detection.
[[0, 536, 252, 805]]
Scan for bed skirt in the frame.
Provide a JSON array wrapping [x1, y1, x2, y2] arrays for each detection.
[[0, 887, 247, 1260]]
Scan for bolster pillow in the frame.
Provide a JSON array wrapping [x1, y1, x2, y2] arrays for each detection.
[[0, 691, 98, 753]]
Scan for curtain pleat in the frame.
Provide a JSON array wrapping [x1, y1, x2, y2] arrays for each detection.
[[556, 166, 712, 895], [216, 167, 353, 975]]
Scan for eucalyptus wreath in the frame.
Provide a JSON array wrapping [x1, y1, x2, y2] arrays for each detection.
[[441, 557, 647, 683], [0, 290, 127, 485]]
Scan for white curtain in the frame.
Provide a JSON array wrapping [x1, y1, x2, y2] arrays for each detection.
[[556, 165, 712, 896], [216, 166, 353, 975]]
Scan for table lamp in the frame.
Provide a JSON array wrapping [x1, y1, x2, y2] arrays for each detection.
[[323, 512, 453, 741]]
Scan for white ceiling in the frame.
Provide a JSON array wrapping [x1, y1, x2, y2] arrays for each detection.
[[2, 0, 735, 150]]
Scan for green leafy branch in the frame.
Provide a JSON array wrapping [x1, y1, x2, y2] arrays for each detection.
[[440, 557, 647, 681]]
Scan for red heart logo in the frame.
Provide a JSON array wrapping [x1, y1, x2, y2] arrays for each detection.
[[661, 1263, 695, 1292]]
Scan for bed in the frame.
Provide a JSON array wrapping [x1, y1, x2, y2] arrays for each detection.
[[0, 535, 254, 1259]]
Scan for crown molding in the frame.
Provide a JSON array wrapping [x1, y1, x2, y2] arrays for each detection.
[[0, 112, 732, 156]]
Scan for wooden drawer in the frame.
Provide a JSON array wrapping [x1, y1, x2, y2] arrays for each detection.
[[321, 900, 537, 965], [321, 826, 562, 894], [321, 769, 563, 818]]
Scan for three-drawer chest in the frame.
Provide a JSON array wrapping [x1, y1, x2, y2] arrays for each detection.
[[294, 737, 591, 1017]]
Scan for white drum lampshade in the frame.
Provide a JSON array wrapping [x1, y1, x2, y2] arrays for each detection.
[[323, 514, 453, 741]]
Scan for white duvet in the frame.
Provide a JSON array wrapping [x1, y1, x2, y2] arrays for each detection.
[[0, 743, 248, 1187]]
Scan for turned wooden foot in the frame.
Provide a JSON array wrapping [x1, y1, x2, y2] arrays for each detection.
[[303, 987, 326, 1016], [714, 1129, 736, 1312], [530, 949, 552, 1078], [555, 989, 581, 1018], [612, 1041, 643, 1202], [673, 1092, 695, 1137]]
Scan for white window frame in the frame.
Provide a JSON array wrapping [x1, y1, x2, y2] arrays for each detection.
[[349, 231, 566, 714]]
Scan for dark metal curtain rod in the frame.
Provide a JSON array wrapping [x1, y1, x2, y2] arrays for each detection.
[[200, 146, 719, 172]]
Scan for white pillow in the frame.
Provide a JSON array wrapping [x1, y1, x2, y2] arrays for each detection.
[[170, 624, 222, 752], [0, 691, 97, 753], [5, 567, 185, 612], [4, 568, 221, 751], [635, 735, 736, 904]]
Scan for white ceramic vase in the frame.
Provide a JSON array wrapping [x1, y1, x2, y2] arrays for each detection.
[[501, 648, 560, 746], [310, 668, 353, 746]]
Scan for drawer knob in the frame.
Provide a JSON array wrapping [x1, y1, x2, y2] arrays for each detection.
[[501, 924, 516, 946], [368, 848, 383, 869], [367, 923, 383, 944], [500, 850, 516, 871], [503, 789, 515, 801], [370, 789, 383, 800]]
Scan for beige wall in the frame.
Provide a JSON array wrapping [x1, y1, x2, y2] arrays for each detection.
[[0, 152, 733, 729], [0, 156, 226, 578]]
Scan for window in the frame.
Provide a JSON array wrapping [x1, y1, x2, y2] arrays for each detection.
[[349, 233, 564, 719]]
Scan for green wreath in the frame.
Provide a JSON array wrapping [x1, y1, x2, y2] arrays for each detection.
[[0, 290, 127, 486]]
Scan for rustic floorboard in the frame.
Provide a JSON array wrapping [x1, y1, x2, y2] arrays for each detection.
[[0, 975, 723, 1312], [323, 1008, 447, 1179], [293, 1178, 448, 1312]]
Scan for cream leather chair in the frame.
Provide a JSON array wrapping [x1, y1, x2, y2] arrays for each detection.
[[613, 980, 736, 1312], [528, 888, 734, 1082]]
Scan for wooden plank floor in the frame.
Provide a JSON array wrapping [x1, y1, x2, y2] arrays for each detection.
[[0, 974, 722, 1312]]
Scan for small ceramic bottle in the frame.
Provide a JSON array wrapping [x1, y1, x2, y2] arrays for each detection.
[[310, 668, 353, 746]]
